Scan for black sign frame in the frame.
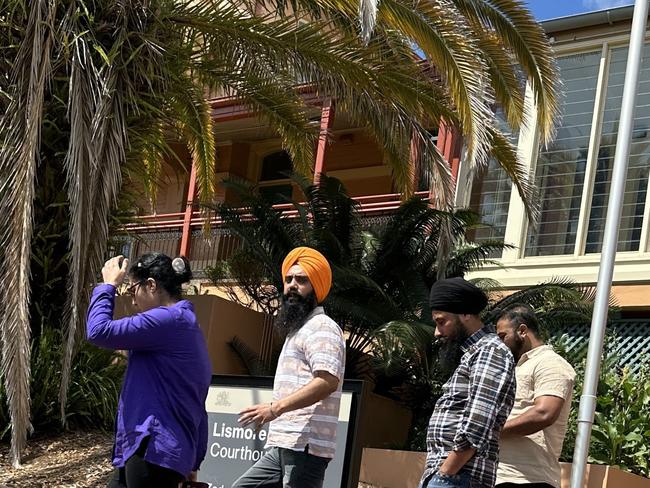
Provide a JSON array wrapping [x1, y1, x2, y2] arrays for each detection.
[[210, 374, 365, 488]]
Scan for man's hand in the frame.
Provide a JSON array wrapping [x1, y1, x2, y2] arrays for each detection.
[[238, 403, 277, 430], [102, 256, 129, 288], [439, 448, 476, 476]]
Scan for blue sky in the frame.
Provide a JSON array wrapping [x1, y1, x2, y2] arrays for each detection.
[[526, 0, 634, 21]]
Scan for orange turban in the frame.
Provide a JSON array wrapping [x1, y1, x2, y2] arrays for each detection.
[[281, 247, 332, 303]]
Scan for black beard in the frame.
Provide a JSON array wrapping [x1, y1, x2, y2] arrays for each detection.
[[274, 291, 317, 338], [437, 326, 469, 376], [510, 334, 525, 362]]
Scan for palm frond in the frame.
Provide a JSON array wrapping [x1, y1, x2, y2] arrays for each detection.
[[371, 320, 436, 376], [488, 124, 539, 223], [359, 0, 379, 43], [452, 0, 560, 143], [444, 240, 514, 277], [59, 30, 102, 427], [0, 0, 55, 466], [380, 0, 494, 170], [61, 56, 128, 425]]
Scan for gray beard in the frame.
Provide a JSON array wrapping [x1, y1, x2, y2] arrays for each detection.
[[274, 291, 317, 338]]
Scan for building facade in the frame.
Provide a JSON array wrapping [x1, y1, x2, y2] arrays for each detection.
[[466, 6, 650, 317], [122, 5, 650, 321]]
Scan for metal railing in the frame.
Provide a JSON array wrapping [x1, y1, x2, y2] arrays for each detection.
[[112, 191, 429, 276]]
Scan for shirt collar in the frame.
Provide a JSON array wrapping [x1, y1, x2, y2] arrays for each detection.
[[461, 326, 489, 353], [305, 306, 325, 322], [518, 343, 551, 364]]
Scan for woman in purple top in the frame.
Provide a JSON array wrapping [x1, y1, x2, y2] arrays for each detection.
[[87, 253, 212, 488]]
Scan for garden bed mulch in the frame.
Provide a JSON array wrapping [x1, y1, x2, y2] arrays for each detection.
[[0, 429, 114, 488], [0, 429, 381, 487]]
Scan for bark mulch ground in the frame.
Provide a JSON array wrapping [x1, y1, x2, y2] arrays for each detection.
[[0, 429, 114, 488], [0, 429, 381, 487]]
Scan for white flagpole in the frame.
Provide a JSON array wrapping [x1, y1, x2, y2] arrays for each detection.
[[570, 1, 649, 487]]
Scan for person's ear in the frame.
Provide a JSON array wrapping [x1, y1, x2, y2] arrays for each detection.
[[517, 323, 529, 338], [147, 278, 157, 294]]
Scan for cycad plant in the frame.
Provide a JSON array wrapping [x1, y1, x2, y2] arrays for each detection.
[[483, 279, 611, 338], [0, 0, 559, 464]]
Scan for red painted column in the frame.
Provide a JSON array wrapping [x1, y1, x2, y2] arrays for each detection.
[[314, 98, 335, 183], [436, 120, 463, 181], [409, 132, 421, 193], [179, 161, 198, 257]]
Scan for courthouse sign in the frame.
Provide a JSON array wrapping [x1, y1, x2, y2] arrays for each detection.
[[198, 375, 363, 488]]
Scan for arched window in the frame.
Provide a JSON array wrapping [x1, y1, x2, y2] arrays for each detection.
[[258, 150, 293, 204], [260, 150, 293, 181]]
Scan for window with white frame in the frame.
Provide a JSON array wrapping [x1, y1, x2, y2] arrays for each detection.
[[585, 45, 650, 253], [468, 108, 515, 253], [468, 39, 650, 261], [525, 51, 602, 256]]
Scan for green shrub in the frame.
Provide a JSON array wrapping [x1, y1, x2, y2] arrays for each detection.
[[561, 360, 650, 477], [1, 327, 125, 439]]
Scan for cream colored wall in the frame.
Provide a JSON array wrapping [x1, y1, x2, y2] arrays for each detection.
[[489, 283, 650, 311], [324, 131, 393, 195], [191, 294, 271, 375], [155, 162, 188, 214], [324, 131, 384, 171], [341, 174, 393, 197], [216, 142, 253, 204], [356, 392, 412, 450]]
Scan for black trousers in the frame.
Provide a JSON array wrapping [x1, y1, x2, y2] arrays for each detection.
[[107, 437, 184, 488], [496, 483, 555, 488]]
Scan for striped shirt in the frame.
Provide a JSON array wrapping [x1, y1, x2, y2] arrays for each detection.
[[266, 307, 346, 459], [423, 327, 516, 487]]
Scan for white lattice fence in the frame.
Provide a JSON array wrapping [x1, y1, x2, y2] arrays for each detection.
[[552, 319, 650, 373]]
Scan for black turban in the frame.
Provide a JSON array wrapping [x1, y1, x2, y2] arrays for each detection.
[[429, 277, 487, 315]]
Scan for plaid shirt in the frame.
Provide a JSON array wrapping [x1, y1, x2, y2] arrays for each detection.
[[423, 327, 516, 487]]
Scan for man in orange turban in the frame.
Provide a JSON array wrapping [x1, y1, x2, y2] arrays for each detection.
[[281, 246, 332, 304], [234, 247, 345, 488]]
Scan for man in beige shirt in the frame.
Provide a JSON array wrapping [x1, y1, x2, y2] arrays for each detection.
[[495, 304, 576, 488]]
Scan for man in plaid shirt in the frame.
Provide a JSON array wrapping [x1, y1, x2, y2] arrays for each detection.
[[421, 277, 516, 488]]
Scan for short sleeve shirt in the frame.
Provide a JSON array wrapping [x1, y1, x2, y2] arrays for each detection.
[[266, 307, 346, 459], [496, 345, 576, 488]]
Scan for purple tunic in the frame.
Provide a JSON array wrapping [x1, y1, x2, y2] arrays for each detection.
[[86, 284, 211, 477]]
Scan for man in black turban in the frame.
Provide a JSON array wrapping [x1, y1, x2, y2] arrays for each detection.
[[429, 277, 488, 372], [420, 277, 516, 488]]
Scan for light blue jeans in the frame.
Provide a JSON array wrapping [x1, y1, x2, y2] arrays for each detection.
[[231, 447, 329, 488], [420, 471, 471, 488]]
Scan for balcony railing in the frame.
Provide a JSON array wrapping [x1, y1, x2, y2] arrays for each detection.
[[111, 191, 429, 278]]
